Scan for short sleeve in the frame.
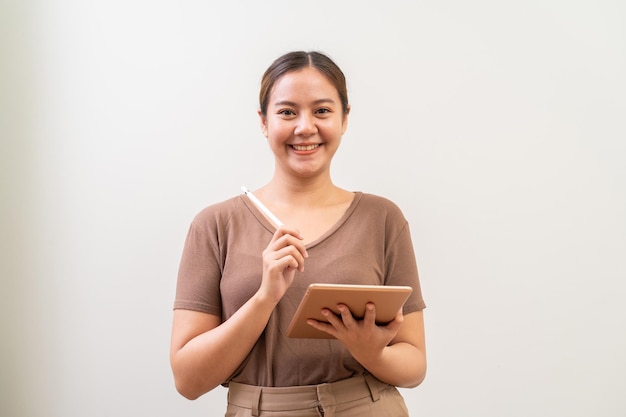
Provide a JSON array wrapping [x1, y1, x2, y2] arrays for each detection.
[[385, 220, 426, 314], [173, 220, 223, 316]]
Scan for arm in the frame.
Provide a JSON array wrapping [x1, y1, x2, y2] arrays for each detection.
[[170, 294, 276, 399], [358, 309, 426, 388], [308, 307, 427, 388], [170, 226, 307, 400]]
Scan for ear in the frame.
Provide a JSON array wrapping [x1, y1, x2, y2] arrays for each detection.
[[257, 109, 268, 138], [341, 104, 351, 135]]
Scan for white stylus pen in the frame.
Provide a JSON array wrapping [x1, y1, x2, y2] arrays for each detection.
[[241, 186, 284, 227]]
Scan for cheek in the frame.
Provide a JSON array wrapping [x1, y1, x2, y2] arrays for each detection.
[[322, 121, 346, 138], [267, 123, 291, 140]]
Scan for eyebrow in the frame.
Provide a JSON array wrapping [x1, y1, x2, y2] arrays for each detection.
[[272, 98, 337, 107]]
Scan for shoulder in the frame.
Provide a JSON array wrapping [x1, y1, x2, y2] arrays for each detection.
[[189, 195, 245, 230], [356, 192, 407, 221], [194, 195, 241, 217]]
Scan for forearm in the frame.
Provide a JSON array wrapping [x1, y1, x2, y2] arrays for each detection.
[[359, 342, 427, 388], [171, 293, 276, 399]]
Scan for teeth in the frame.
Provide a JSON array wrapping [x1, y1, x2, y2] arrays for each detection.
[[292, 144, 319, 151]]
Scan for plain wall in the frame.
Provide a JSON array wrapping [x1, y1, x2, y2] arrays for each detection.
[[2, 1, 625, 416]]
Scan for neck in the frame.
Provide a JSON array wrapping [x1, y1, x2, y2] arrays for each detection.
[[257, 173, 340, 208]]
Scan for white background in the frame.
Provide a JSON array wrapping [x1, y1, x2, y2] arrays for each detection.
[[2, 1, 625, 416]]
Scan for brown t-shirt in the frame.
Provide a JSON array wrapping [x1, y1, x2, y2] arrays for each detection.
[[174, 192, 426, 387]]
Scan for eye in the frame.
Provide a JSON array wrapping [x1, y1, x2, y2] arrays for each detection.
[[278, 109, 295, 116], [315, 108, 331, 115]]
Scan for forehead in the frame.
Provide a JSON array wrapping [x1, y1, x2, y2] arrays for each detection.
[[269, 67, 340, 104]]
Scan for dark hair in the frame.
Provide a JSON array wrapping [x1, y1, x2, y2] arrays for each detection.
[[259, 51, 349, 116]]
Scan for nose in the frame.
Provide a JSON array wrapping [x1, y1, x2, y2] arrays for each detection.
[[294, 113, 317, 137]]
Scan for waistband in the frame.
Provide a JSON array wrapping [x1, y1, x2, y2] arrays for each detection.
[[227, 374, 389, 415]]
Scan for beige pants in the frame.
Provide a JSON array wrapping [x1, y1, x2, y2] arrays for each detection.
[[226, 374, 409, 417]]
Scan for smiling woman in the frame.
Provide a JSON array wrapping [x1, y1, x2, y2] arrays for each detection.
[[169, 51, 427, 416]]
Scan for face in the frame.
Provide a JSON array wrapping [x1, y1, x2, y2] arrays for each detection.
[[259, 67, 349, 180]]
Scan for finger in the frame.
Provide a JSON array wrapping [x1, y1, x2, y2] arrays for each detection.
[[278, 224, 303, 236], [306, 319, 339, 338], [321, 308, 345, 329], [363, 303, 376, 324], [270, 233, 308, 260], [274, 226, 305, 244], [273, 246, 306, 272], [336, 304, 357, 328], [264, 233, 307, 271]]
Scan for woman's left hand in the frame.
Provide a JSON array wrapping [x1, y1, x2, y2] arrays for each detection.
[[307, 303, 403, 362]]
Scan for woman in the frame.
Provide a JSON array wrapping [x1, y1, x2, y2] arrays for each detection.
[[170, 51, 427, 416]]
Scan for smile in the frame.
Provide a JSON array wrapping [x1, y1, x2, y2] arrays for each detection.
[[291, 144, 320, 151]]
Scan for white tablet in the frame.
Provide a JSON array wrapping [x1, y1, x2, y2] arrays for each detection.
[[286, 283, 413, 339]]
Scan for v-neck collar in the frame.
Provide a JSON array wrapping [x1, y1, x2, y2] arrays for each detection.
[[240, 191, 363, 249]]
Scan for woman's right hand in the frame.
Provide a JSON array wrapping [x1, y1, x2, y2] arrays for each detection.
[[259, 226, 308, 303]]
